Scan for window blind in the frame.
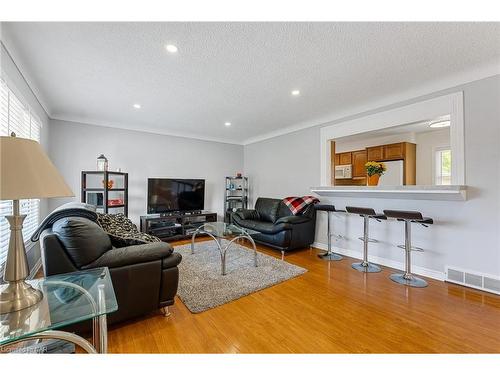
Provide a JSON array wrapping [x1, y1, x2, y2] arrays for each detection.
[[0, 78, 42, 270]]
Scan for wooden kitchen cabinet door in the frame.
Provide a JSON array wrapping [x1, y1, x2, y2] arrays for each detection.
[[334, 153, 340, 166], [366, 146, 384, 161], [338, 152, 352, 165], [352, 150, 367, 177], [384, 143, 405, 160]]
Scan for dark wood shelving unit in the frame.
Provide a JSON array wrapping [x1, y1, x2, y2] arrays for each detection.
[[81, 170, 129, 216]]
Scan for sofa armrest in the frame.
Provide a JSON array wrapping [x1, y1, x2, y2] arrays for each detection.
[[234, 209, 260, 221], [275, 215, 311, 225], [82, 242, 175, 269]]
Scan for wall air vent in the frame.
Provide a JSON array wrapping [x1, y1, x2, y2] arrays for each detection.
[[445, 266, 500, 295]]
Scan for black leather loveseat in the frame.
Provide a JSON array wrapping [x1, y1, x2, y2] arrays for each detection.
[[40, 216, 181, 325], [232, 197, 316, 252]]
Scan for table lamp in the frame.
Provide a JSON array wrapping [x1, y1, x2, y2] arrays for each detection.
[[0, 133, 74, 313]]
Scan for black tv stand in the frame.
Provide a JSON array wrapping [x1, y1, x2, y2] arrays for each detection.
[[140, 211, 217, 242], [159, 210, 203, 217]]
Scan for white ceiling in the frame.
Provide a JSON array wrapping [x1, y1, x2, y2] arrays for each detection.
[[2, 22, 499, 144]]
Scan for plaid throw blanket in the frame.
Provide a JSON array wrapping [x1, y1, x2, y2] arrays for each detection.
[[282, 196, 319, 215]]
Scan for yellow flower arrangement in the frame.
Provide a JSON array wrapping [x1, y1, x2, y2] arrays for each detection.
[[365, 161, 387, 176]]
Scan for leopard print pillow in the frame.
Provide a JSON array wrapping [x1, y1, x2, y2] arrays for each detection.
[[96, 213, 161, 247]]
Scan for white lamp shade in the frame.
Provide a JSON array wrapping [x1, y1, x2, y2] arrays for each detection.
[[0, 136, 74, 200]]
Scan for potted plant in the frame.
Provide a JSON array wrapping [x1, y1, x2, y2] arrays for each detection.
[[365, 161, 386, 186]]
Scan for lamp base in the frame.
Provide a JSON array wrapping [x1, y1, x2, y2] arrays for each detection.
[[0, 280, 43, 314]]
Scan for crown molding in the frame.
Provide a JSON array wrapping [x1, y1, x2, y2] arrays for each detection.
[[242, 62, 500, 145]]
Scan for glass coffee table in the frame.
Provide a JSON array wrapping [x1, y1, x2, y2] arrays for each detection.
[[0, 267, 117, 354], [191, 222, 259, 275]]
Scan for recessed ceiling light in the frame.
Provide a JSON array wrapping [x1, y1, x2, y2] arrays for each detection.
[[165, 44, 178, 53], [429, 120, 450, 128], [133, 104, 141, 109], [291, 90, 300, 96], [224, 122, 232, 127]]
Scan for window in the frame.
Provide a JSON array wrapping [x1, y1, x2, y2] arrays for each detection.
[[0, 78, 42, 270], [435, 148, 452, 185]]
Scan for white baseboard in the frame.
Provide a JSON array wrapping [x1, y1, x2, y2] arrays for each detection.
[[312, 241, 445, 281]]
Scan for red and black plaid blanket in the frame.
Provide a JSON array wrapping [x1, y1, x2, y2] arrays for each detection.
[[282, 196, 319, 215]]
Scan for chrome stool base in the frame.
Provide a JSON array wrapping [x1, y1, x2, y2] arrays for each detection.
[[352, 262, 381, 273], [318, 252, 343, 261], [390, 273, 428, 288]]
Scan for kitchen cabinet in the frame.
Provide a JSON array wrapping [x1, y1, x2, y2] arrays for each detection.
[[352, 150, 367, 178], [338, 152, 352, 165], [366, 146, 384, 161], [384, 143, 405, 160], [334, 142, 416, 186]]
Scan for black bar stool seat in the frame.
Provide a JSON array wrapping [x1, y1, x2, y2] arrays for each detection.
[[345, 206, 386, 273], [314, 204, 345, 261], [384, 210, 433, 225], [384, 209, 433, 288]]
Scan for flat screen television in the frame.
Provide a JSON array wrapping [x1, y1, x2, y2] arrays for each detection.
[[147, 178, 205, 214]]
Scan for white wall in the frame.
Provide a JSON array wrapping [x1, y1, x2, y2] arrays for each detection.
[[245, 75, 500, 279], [415, 128, 450, 185], [48, 120, 243, 225], [244, 127, 321, 204]]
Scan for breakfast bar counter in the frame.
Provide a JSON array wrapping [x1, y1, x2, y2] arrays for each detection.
[[310, 185, 467, 201]]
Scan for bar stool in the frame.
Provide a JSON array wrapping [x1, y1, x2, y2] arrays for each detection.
[[383, 210, 433, 288], [345, 206, 386, 273], [314, 204, 345, 261]]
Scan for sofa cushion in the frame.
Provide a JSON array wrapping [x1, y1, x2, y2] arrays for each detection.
[[277, 201, 294, 219], [234, 209, 260, 221], [81, 242, 176, 269], [275, 215, 311, 225], [255, 198, 280, 223], [233, 218, 291, 234], [52, 217, 112, 268]]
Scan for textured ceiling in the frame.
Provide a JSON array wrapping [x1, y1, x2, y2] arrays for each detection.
[[2, 22, 499, 144]]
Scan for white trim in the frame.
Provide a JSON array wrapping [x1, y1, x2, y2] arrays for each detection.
[[320, 91, 465, 186], [312, 241, 445, 281], [311, 185, 466, 201]]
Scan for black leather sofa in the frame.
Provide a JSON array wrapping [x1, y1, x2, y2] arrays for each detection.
[[232, 197, 316, 252], [40, 216, 181, 325]]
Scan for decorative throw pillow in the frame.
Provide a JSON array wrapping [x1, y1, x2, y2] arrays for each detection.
[[96, 213, 161, 248]]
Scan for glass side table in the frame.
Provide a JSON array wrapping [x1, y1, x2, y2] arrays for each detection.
[[0, 267, 117, 354]]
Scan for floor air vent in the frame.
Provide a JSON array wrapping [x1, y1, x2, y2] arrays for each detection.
[[446, 266, 500, 295]]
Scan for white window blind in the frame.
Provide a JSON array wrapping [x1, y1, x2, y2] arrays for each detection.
[[0, 78, 42, 269]]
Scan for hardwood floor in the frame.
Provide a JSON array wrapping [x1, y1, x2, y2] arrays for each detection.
[[107, 238, 500, 353]]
